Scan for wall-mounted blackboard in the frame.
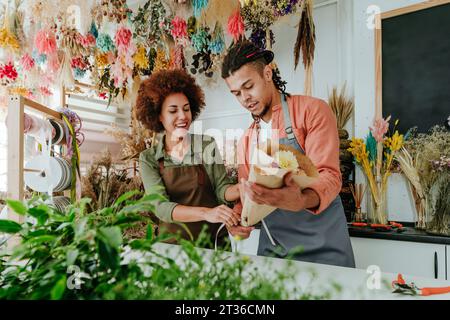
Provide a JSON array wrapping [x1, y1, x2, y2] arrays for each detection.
[[381, 2, 450, 134]]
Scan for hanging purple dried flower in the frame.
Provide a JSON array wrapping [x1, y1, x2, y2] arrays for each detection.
[[249, 28, 275, 50]]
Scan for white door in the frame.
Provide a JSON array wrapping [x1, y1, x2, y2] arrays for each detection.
[[351, 237, 446, 280]]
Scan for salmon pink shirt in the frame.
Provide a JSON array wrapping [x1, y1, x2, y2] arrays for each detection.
[[236, 95, 342, 215]]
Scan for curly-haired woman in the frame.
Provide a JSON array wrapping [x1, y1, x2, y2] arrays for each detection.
[[136, 69, 247, 247]]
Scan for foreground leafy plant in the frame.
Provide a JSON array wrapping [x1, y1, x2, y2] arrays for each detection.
[[0, 192, 337, 300]]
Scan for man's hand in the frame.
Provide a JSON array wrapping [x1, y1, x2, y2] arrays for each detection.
[[226, 225, 255, 239], [241, 172, 309, 212], [227, 203, 254, 239]]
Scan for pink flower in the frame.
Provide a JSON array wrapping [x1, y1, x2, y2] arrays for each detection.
[[114, 26, 132, 50], [370, 115, 391, 143], [71, 57, 88, 70], [20, 54, 35, 71], [227, 9, 245, 42], [46, 53, 60, 74], [107, 51, 116, 64], [35, 29, 57, 55], [39, 86, 53, 96], [171, 16, 187, 40], [0, 62, 18, 81], [99, 92, 107, 100], [78, 33, 96, 47]]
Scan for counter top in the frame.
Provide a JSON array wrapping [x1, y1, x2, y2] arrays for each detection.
[[348, 223, 450, 245], [125, 243, 450, 300]]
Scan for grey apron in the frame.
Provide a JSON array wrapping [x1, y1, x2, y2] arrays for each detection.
[[257, 95, 355, 268]]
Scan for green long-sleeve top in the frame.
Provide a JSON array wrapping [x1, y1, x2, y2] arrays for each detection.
[[139, 133, 234, 223]]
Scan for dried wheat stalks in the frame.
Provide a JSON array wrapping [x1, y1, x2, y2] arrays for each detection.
[[328, 84, 354, 130], [294, 0, 315, 96], [395, 147, 427, 229]]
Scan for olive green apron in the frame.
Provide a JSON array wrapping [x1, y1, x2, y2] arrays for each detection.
[[157, 158, 227, 247]]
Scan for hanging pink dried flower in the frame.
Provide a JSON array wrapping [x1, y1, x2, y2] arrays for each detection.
[[112, 43, 136, 88], [39, 86, 53, 96], [227, 9, 245, 42], [114, 26, 133, 50], [46, 52, 60, 74], [35, 29, 57, 55], [20, 54, 35, 71], [171, 16, 188, 40], [0, 62, 18, 81], [370, 115, 391, 143], [107, 51, 116, 64], [78, 33, 96, 47], [71, 57, 88, 70]]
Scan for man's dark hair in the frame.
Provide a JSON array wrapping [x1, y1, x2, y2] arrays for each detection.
[[221, 40, 290, 98]]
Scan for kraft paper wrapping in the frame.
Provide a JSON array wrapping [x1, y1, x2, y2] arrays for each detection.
[[241, 146, 319, 227]]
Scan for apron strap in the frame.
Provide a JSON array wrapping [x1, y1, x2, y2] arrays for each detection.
[[280, 94, 296, 141], [158, 159, 164, 173]]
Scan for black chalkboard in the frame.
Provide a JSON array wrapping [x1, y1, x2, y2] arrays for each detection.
[[381, 3, 450, 134]]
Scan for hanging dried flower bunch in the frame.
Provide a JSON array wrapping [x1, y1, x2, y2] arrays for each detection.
[[241, 0, 276, 49], [294, 0, 316, 96], [132, 0, 170, 47], [154, 48, 170, 73], [97, 0, 132, 24], [10, 0, 26, 47], [241, 0, 275, 31], [169, 44, 186, 70], [272, 0, 300, 16], [190, 26, 215, 78], [0, 1, 23, 52], [0, 61, 18, 85], [193, 0, 209, 18], [199, 0, 240, 31], [227, 9, 245, 43]]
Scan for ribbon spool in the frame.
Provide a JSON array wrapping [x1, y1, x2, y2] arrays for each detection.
[[49, 119, 66, 145], [51, 196, 71, 213], [24, 155, 72, 193], [19, 113, 66, 146]]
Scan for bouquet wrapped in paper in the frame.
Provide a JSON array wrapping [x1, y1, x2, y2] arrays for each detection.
[[241, 142, 319, 226]]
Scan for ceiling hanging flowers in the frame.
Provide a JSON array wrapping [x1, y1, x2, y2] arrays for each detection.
[[132, 0, 170, 47], [241, 0, 275, 49], [34, 27, 60, 76], [227, 9, 245, 43], [96, 33, 115, 53], [192, 0, 209, 18], [0, 3, 20, 53], [20, 53, 35, 71], [112, 25, 136, 89], [133, 45, 149, 71], [294, 0, 316, 96], [0, 61, 18, 85], [171, 16, 188, 46], [272, 0, 300, 16], [0, 0, 318, 106], [208, 23, 225, 55], [34, 28, 57, 56]]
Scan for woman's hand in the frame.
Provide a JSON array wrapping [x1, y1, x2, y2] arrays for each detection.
[[224, 184, 241, 202], [204, 205, 241, 228]]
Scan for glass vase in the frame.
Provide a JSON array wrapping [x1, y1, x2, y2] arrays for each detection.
[[367, 184, 388, 225]]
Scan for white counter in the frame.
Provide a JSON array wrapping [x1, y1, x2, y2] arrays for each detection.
[[125, 242, 450, 300]]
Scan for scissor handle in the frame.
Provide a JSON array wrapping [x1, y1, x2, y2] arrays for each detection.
[[421, 287, 450, 296]]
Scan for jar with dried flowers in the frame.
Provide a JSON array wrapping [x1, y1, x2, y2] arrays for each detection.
[[348, 116, 404, 225]]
